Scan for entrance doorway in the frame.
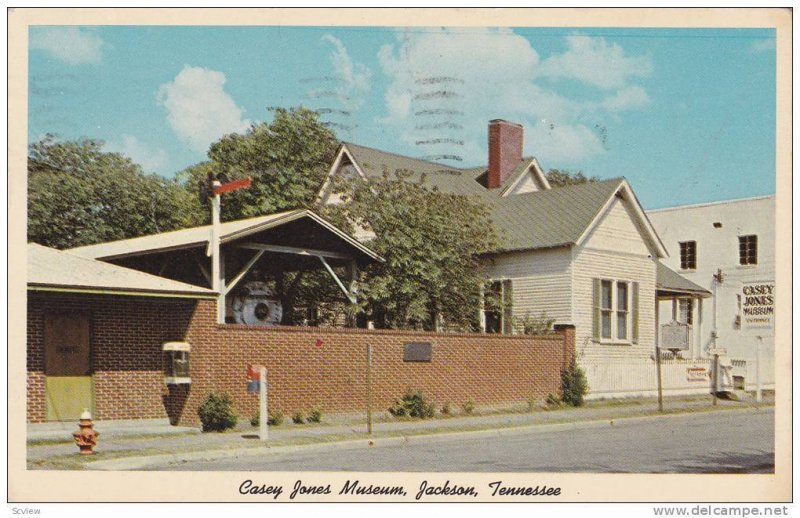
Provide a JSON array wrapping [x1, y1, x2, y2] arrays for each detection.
[[44, 313, 93, 421]]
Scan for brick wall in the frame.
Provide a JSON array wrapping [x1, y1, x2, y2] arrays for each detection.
[[178, 300, 574, 427], [26, 292, 195, 423], [27, 293, 574, 425]]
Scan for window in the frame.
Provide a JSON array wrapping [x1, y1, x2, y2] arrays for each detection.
[[739, 235, 758, 265], [679, 241, 696, 270], [484, 280, 513, 334], [594, 279, 638, 344], [600, 280, 613, 339], [678, 298, 693, 325], [617, 282, 629, 340]]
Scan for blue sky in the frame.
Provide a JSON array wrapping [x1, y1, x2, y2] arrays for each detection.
[[28, 25, 776, 209]]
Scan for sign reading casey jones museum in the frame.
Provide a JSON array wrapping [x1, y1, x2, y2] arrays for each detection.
[[740, 282, 775, 330]]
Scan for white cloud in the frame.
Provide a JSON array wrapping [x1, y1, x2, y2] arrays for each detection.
[[525, 120, 606, 164], [29, 27, 103, 65], [157, 65, 251, 153], [539, 34, 652, 90], [321, 34, 371, 109], [599, 85, 650, 111], [105, 134, 168, 173], [377, 28, 652, 165]]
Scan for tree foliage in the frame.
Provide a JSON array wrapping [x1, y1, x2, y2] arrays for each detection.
[[185, 106, 339, 221], [546, 168, 598, 188], [323, 170, 498, 331], [27, 135, 203, 249]]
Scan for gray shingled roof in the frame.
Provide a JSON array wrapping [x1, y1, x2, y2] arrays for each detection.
[[69, 209, 381, 262], [28, 243, 215, 297], [344, 142, 494, 196], [656, 262, 711, 296], [486, 178, 626, 252], [342, 143, 643, 254]]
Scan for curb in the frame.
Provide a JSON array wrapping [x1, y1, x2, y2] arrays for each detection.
[[84, 404, 770, 471]]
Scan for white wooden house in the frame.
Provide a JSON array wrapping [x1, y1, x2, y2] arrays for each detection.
[[319, 119, 713, 398]]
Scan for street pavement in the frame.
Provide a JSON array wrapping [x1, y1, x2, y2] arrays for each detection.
[[147, 407, 773, 473]]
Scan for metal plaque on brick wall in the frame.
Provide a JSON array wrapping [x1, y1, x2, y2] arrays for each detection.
[[661, 321, 689, 350], [404, 342, 432, 362]]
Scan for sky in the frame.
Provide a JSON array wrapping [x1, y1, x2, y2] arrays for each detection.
[[28, 25, 776, 209]]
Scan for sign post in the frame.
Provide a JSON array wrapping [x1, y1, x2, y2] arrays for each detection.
[[260, 366, 268, 442], [755, 336, 762, 403], [247, 364, 268, 442], [366, 344, 373, 436]]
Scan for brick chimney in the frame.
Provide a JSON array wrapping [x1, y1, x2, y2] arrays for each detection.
[[487, 119, 524, 189]]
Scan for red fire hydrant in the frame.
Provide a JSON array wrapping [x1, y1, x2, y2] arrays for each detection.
[[73, 408, 100, 455]]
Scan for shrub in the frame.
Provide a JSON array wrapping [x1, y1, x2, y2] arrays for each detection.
[[250, 410, 284, 427], [307, 408, 322, 424], [514, 311, 556, 335], [291, 411, 305, 424], [197, 392, 238, 432], [388, 390, 435, 419], [526, 396, 538, 412], [546, 394, 561, 406], [561, 358, 589, 407], [462, 399, 476, 415], [440, 402, 452, 416]]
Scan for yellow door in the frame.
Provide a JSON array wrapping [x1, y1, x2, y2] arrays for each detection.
[[44, 313, 94, 421]]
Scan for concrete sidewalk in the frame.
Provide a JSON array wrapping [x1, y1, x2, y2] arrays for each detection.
[[27, 394, 772, 469]]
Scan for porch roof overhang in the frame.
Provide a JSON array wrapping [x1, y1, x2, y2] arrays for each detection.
[[68, 209, 382, 266], [656, 262, 711, 298]]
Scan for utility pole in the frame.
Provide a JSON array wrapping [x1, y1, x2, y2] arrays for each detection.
[[711, 269, 725, 406]]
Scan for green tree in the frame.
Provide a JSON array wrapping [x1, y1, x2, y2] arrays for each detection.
[[546, 168, 598, 187], [322, 170, 498, 331], [187, 106, 339, 220], [27, 135, 203, 249]]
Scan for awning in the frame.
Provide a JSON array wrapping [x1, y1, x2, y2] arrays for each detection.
[[656, 262, 711, 298]]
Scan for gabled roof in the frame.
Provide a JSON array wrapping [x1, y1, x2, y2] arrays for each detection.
[[486, 178, 626, 252], [319, 141, 667, 258], [28, 243, 215, 298], [656, 262, 712, 297], [69, 209, 381, 262], [340, 142, 489, 196]]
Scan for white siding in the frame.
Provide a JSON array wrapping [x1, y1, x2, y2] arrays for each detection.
[[573, 247, 657, 361], [573, 196, 658, 367], [582, 196, 651, 256], [505, 171, 539, 195], [482, 247, 573, 327], [647, 196, 775, 388]]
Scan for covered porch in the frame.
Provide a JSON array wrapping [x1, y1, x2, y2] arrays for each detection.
[[655, 262, 712, 359], [68, 209, 382, 326]]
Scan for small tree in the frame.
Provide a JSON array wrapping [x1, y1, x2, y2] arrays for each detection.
[[197, 392, 238, 432], [323, 170, 497, 331], [546, 169, 598, 188], [560, 358, 589, 406]]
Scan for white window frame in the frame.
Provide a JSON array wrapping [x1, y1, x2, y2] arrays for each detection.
[[598, 278, 633, 344], [483, 279, 513, 335]]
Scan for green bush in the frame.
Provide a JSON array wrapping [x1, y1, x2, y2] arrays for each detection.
[[526, 396, 538, 412], [306, 408, 322, 424], [440, 402, 452, 416], [250, 410, 284, 427], [560, 358, 589, 406], [197, 392, 238, 432], [388, 390, 435, 419], [291, 411, 305, 424], [462, 399, 476, 415]]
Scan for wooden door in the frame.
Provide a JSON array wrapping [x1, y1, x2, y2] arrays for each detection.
[[44, 313, 93, 421]]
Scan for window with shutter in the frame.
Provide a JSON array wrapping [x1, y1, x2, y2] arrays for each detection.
[[593, 278, 638, 345]]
